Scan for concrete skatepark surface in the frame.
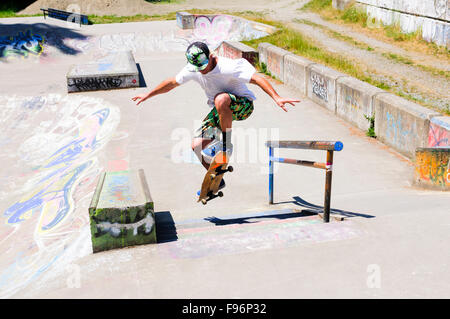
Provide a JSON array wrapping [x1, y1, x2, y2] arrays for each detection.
[[0, 16, 449, 299]]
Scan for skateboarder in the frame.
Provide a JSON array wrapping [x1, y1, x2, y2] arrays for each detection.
[[132, 41, 300, 192]]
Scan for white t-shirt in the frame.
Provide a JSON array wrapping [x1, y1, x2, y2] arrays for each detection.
[[175, 56, 257, 108]]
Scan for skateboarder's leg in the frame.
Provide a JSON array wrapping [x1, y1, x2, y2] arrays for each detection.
[[192, 137, 214, 170], [214, 93, 233, 152]]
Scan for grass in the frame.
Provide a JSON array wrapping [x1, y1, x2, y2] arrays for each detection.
[[88, 13, 177, 24], [341, 6, 368, 27], [364, 115, 376, 138], [300, 0, 332, 12], [241, 22, 391, 90], [382, 52, 414, 65]]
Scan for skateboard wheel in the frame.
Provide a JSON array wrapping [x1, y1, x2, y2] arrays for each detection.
[[228, 166, 233, 172], [201, 199, 207, 205], [218, 191, 223, 197], [210, 174, 216, 180]]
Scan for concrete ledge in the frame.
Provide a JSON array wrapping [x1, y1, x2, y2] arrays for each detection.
[[215, 41, 258, 66], [283, 54, 316, 95], [67, 51, 139, 93], [428, 116, 450, 147], [176, 12, 194, 29], [89, 169, 156, 253], [264, 45, 292, 81], [257, 42, 274, 67], [336, 77, 384, 131], [307, 64, 348, 113], [414, 148, 450, 191], [374, 93, 441, 158]]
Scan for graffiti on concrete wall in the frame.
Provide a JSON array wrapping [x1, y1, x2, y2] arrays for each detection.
[[193, 15, 234, 49], [311, 72, 328, 102], [68, 77, 123, 91], [0, 31, 45, 60], [428, 121, 449, 147], [415, 150, 450, 188], [0, 94, 120, 297], [385, 111, 417, 149]]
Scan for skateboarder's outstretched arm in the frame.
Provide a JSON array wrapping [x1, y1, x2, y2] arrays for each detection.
[[132, 77, 179, 106], [250, 74, 300, 112]]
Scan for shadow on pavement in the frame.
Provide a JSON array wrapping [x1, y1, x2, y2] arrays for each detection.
[[273, 195, 375, 219], [155, 211, 178, 243], [136, 63, 147, 88], [204, 210, 318, 226]]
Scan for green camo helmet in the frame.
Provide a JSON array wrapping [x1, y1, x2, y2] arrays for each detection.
[[185, 42, 210, 72]]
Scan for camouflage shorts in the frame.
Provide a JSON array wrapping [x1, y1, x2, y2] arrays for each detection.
[[195, 93, 254, 139]]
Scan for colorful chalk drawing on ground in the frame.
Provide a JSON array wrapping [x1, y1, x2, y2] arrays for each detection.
[[0, 30, 45, 60], [160, 211, 361, 259], [0, 94, 120, 298]]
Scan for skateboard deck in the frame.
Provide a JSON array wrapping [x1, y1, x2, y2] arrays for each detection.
[[198, 151, 233, 205]]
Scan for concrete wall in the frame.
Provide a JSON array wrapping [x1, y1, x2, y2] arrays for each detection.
[[333, 0, 450, 47], [307, 64, 348, 113], [414, 148, 450, 190], [428, 116, 450, 147], [215, 41, 258, 66], [284, 54, 316, 95], [374, 93, 441, 158], [257, 41, 449, 169], [336, 77, 384, 132], [265, 45, 292, 81]]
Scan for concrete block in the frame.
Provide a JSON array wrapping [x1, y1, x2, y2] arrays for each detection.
[[257, 42, 274, 66], [67, 51, 139, 93], [176, 12, 194, 29], [264, 45, 292, 81], [89, 169, 156, 253], [414, 147, 450, 191], [374, 93, 441, 158], [283, 54, 316, 95], [215, 41, 258, 66], [428, 116, 450, 147], [307, 64, 348, 113], [336, 77, 384, 132]]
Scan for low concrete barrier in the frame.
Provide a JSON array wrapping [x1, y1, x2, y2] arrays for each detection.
[[176, 12, 194, 29], [307, 64, 348, 113], [67, 51, 139, 93], [336, 77, 384, 132], [374, 93, 441, 158], [264, 45, 292, 81], [414, 148, 450, 191], [256, 42, 449, 165], [215, 41, 258, 66], [428, 116, 450, 147], [283, 54, 316, 95], [89, 169, 156, 253], [257, 42, 273, 67]]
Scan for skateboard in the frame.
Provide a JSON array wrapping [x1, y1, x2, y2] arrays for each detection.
[[198, 151, 233, 205]]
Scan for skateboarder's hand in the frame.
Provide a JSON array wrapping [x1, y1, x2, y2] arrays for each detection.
[[132, 94, 149, 106], [275, 97, 300, 112]]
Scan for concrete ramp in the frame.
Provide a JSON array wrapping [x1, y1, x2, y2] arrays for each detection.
[[67, 50, 139, 92]]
